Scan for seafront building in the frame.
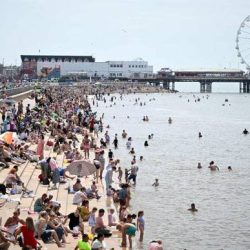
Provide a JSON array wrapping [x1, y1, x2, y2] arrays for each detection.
[[20, 55, 154, 80]]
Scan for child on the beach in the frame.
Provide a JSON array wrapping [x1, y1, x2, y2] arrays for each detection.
[[88, 207, 98, 234], [108, 208, 117, 227], [107, 185, 114, 197], [119, 206, 128, 222], [137, 211, 145, 242]]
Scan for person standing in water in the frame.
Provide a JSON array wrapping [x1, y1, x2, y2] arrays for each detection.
[[113, 135, 118, 149], [208, 161, 219, 171], [137, 211, 145, 242], [122, 130, 127, 138], [108, 149, 113, 160]]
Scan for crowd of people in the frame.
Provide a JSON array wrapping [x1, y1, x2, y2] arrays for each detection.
[[0, 86, 163, 249]]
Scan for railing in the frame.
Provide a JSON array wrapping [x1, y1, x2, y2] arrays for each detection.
[[0, 86, 33, 98]]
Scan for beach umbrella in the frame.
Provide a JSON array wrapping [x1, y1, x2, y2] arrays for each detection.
[[0, 132, 18, 144], [65, 160, 96, 177]]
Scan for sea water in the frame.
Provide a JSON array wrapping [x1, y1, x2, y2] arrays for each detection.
[[94, 92, 250, 250]]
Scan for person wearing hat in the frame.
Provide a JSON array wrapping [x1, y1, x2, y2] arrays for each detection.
[[74, 233, 91, 250]]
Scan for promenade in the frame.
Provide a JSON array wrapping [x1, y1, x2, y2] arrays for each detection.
[[0, 87, 131, 249], [0, 136, 122, 249]]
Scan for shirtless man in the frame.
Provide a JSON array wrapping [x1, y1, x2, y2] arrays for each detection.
[[188, 203, 198, 212], [208, 161, 219, 171]]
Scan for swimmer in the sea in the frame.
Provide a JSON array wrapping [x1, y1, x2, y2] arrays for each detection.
[[188, 203, 198, 212], [152, 179, 159, 187], [130, 148, 135, 154], [122, 130, 127, 138], [243, 128, 249, 135], [197, 162, 202, 169], [208, 161, 219, 171]]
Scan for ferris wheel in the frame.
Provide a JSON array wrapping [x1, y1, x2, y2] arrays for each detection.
[[236, 15, 250, 70]]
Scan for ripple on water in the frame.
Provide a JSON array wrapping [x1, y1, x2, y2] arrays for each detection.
[[96, 93, 250, 249]]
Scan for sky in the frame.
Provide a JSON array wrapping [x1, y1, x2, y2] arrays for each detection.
[[0, 0, 249, 71]]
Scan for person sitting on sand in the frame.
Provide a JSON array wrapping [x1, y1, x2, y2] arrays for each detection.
[[34, 193, 47, 213], [73, 179, 83, 192], [152, 179, 159, 187], [0, 228, 13, 249], [188, 203, 198, 212], [4, 209, 25, 236]]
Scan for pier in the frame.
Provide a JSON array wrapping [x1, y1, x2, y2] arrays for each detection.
[[130, 69, 250, 93]]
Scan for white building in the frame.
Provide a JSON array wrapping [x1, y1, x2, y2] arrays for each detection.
[[21, 55, 154, 79]]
